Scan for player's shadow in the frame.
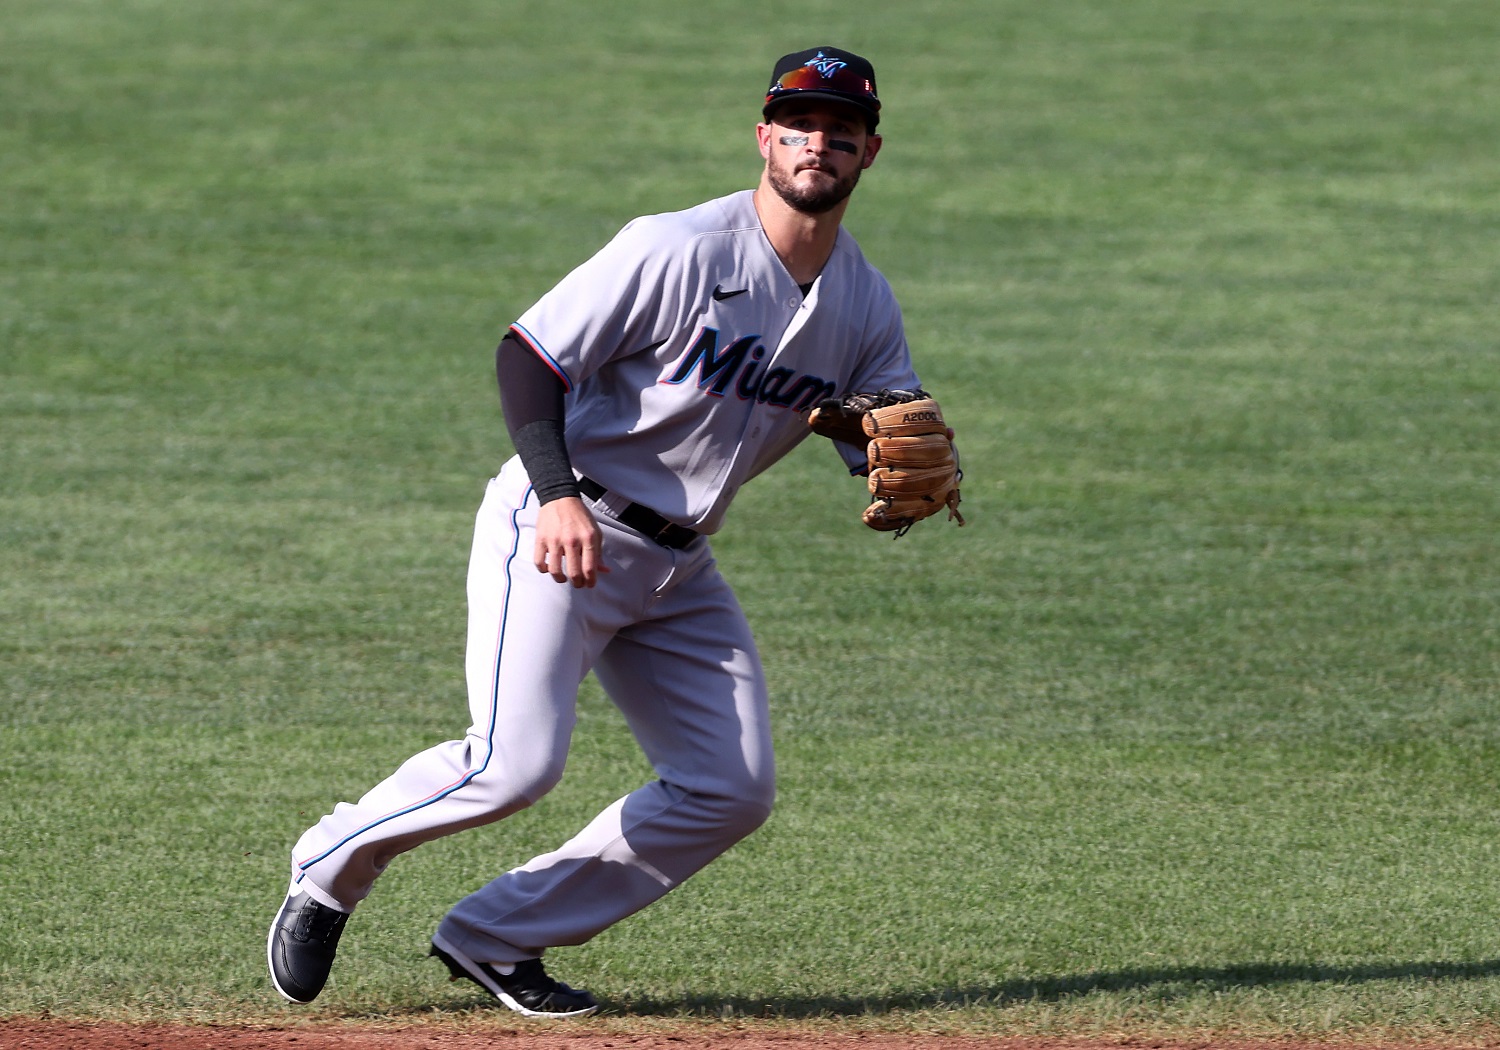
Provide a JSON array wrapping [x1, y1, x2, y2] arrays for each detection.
[[600, 958, 1500, 1018], [380, 957, 1500, 1020]]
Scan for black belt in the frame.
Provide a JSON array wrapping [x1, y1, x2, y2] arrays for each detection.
[[577, 476, 700, 550]]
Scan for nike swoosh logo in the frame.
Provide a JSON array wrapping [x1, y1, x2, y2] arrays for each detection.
[[712, 285, 748, 301]]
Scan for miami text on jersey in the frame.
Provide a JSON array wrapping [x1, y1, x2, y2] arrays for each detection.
[[662, 326, 836, 410]]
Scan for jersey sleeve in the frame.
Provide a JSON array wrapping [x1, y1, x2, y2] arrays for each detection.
[[832, 275, 923, 474], [846, 276, 921, 393], [508, 216, 685, 390]]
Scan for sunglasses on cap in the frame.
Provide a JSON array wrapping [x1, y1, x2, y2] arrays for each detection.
[[766, 63, 880, 108]]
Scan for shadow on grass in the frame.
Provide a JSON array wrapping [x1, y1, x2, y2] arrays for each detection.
[[595, 959, 1500, 1018]]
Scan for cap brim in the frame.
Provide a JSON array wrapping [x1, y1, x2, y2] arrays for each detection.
[[763, 91, 880, 128]]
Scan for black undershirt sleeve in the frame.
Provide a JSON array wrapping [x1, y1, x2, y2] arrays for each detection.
[[496, 333, 581, 504]]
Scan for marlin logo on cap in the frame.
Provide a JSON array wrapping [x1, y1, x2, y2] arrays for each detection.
[[804, 51, 847, 79]]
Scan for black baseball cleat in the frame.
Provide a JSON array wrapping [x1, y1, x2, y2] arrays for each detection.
[[267, 886, 351, 1004], [429, 933, 599, 1018]]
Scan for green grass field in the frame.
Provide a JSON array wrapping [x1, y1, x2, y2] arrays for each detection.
[[2, 0, 1498, 1039]]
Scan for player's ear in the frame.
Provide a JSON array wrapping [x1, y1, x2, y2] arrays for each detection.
[[861, 133, 883, 169], [756, 122, 774, 160]]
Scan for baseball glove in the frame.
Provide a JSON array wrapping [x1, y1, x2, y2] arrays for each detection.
[[807, 388, 965, 536]]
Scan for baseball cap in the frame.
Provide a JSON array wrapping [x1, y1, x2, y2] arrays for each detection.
[[763, 47, 881, 130]]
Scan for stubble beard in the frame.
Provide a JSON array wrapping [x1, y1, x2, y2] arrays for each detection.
[[767, 154, 864, 215]]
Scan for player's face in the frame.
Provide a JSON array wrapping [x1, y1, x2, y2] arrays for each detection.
[[758, 100, 882, 215]]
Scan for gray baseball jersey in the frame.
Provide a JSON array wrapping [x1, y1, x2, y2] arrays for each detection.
[[509, 188, 921, 533]]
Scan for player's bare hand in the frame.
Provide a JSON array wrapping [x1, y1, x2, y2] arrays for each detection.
[[535, 496, 611, 588]]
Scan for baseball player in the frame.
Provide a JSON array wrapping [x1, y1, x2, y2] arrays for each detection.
[[268, 45, 960, 1017]]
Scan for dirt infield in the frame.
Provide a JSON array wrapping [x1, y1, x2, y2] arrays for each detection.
[[0, 1022, 1486, 1050]]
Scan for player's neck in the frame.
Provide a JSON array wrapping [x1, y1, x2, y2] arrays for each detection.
[[752, 184, 846, 287]]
